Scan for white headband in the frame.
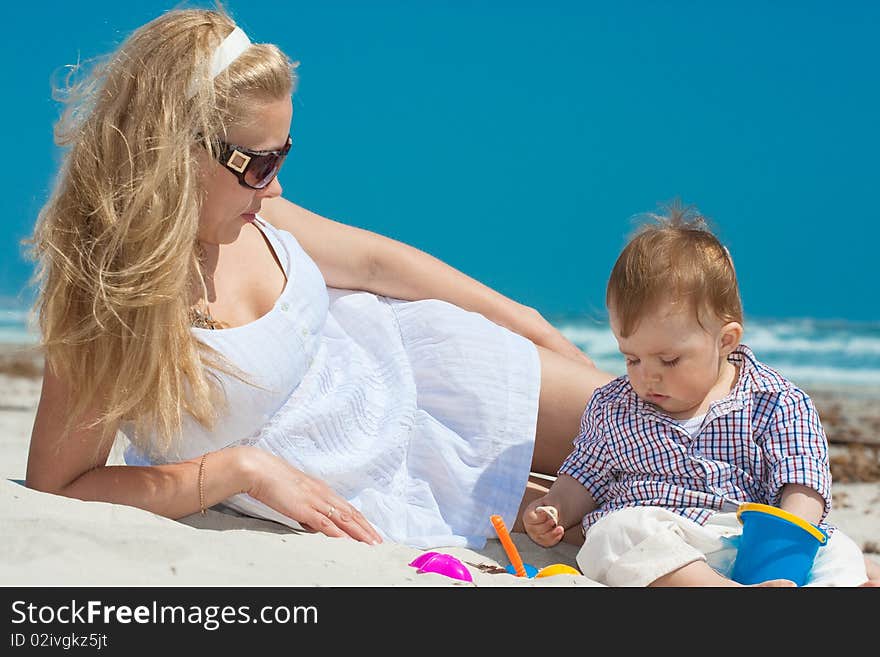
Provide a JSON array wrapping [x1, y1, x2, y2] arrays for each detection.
[[187, 26, 252, 99]]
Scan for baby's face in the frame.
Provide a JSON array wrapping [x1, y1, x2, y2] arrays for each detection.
[[609, 303, 739, 420]]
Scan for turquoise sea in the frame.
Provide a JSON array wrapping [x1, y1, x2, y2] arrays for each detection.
[[3, 2, 878, 387]]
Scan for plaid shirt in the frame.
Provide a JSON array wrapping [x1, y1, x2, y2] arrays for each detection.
[[560, 345, 832, 534]]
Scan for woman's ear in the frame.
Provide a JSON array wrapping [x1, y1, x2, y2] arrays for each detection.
[[719, 321, 743, 356]]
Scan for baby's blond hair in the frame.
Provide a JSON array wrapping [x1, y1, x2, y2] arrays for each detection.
[[606, 201, 743, 337]]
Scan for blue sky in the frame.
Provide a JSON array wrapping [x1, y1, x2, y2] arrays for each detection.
[[3, 1, 879, 321]]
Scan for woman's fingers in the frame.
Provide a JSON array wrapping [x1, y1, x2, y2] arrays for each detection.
[[304, 513, 348, 539], [546, 334, 596, 368], [329, 502, 383, 544], [577, 351, 596, 367], [337, 504, 384, 544], [306, 499, 383, 545], [246, 450, 384, 544]]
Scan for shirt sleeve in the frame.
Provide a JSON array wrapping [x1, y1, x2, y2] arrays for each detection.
[[759, 387, 831, 520], [559, 390, 613, 504]]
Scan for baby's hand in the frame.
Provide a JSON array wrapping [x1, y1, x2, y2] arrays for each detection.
[[523, 501, 564, 547], [536, 505, 559, 525]]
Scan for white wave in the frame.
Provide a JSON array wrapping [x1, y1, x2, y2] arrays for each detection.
[[0, 308, 32, 324], [557, 324, 620, 354], [558, 318, 880, 354], [0, 328, 38, 345], [556, 317, 880, 387], [745, 328, 880, 356], [580, 356, 880, 387], [764, 365, 880, 387]]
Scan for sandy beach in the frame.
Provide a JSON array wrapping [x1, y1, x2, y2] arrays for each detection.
[[1, 343, 878, 587]]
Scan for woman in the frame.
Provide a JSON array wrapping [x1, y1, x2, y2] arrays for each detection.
[[25, 8, 613, 549]]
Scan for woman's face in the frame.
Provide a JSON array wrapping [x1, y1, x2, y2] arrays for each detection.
[[197, 95, 293, 245]]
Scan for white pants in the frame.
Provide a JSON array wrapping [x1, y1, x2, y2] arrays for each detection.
[[576, 506, 868, 587]]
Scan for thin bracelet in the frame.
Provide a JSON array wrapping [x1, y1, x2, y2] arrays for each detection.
[[198, 454, 208, 516]]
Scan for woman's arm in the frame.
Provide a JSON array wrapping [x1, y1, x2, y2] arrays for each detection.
[[259, 196, 594, 365], [25, 366, 382, 544]]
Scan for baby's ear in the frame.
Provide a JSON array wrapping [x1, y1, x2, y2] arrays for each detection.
[[719, 321, 743, 355]]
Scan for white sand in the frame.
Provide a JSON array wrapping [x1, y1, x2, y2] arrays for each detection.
[[1, 370, 877, 586]]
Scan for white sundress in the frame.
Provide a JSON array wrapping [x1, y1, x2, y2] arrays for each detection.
[[124, 216, 541, 548]]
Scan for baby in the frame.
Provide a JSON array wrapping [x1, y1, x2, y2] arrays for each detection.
[[523, 204, 873, 586]]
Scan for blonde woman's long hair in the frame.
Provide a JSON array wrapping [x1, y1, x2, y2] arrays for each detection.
[[29, 8, 297, 458]]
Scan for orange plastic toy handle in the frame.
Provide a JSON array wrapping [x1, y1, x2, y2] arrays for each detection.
[[490, 514, 526, 577]]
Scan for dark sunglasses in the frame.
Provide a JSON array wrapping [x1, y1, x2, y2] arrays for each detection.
[[211, 134, 292, 189]]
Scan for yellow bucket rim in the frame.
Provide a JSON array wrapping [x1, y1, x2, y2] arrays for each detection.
[[736, 502, 827, 544]]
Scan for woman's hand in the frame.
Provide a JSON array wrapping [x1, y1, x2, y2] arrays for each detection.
[[237, 446, 383, 545], [521, 306, 596, 367]]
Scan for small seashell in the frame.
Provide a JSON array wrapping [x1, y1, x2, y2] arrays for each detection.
[[536, 505, 559, 525]]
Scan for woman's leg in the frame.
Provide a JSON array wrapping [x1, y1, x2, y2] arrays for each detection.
[[510, 346, 612, 535], [509, 346, 613, 536], [529, 345, 615, 477]]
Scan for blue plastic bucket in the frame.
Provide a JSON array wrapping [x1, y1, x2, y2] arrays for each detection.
[[731, 503, 828, 586]]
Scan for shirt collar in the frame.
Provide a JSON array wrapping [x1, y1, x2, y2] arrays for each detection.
[[728, 344, 790, 396]]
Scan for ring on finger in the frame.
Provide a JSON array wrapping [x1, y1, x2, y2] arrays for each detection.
[[327, 505, 336, 520]]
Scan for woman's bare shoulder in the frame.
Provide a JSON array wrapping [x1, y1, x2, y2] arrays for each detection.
[[258, 197, 310, 230]]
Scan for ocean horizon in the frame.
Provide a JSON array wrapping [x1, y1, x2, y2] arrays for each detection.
[[3, 302, 878, 389]]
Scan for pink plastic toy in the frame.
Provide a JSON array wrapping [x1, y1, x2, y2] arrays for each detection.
[[408, 551, 474, 582]]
